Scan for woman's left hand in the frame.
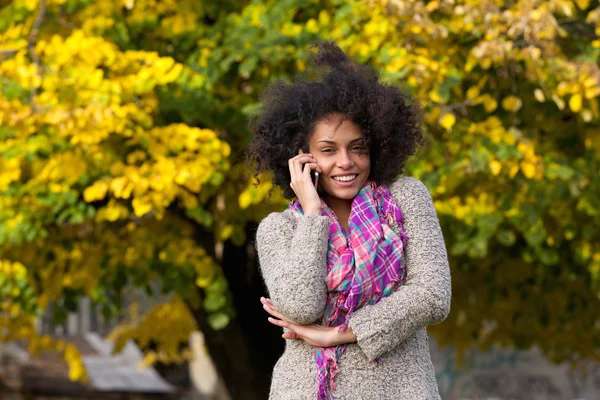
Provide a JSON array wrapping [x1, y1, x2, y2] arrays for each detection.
[[260, 297, 357, 347]]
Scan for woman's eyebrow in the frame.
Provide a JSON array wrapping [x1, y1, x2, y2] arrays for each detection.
[[317, 138, 365, 144]]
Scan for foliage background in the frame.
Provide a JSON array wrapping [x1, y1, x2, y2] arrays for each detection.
[[1, 0, 599, 396]]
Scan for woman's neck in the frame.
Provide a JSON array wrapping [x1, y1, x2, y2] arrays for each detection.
[[324, 196, 352, 230]]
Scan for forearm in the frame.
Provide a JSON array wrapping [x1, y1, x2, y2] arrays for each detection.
[[257, 212, 330, 324], [332, 326, 357, 346], [348, 282, 449, 360]]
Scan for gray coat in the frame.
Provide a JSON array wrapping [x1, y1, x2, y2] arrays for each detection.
[[256, 176, 451, 399]]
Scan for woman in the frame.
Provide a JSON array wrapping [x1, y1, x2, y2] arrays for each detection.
[[248, 42, 451, 400]]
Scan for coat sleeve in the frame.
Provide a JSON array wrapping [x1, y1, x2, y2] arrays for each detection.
[[347, 177, 452, 361], [256, 211, 330, 324]]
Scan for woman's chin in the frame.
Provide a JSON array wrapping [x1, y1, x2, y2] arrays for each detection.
[[322, 186, 361, 201], [321, 176, 369, 201]]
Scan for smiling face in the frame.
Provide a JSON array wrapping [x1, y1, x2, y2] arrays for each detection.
[[308, 113, 371, 204]]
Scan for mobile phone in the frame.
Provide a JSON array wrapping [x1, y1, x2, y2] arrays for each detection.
[[312, 170, 319, 189]]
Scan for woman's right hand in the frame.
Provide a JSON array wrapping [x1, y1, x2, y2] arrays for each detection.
[[289, 149, 322, 216]]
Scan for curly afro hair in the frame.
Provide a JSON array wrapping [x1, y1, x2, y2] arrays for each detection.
[[247, 41, 424, 199]]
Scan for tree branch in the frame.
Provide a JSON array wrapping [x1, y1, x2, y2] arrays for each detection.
[[27, 0, 47, 111]]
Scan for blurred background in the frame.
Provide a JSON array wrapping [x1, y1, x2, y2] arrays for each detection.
[[0, 0, 599, 399]]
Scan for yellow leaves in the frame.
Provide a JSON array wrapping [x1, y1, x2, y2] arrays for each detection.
[[1, 259, 40, 332], [574, 0, 589, 10], [482, 95, 498, 112], [305, 18, 319, 34], [110, 176, 133, 199], [35, 153, 87, 185], [440, 113, 456, 131], [512, 141, 544, 179], [517, 141, 535, 159], [520, 161, 537, 179], [247, 4, 265, 27], [238, 173, 276, 209], [466, 86, 480, 100], [221, 142, 231, 158], [156, 61, 183, 85], [0, 23, 27, 55], [426, 0, 440, 12], [219, 224, 234, 241], [552, 76, 597, 113], [161, 13, 198, 36], [40, 31, 118, 69], [22, 0, 39, 11], [64, 343, 87, 381], [501, 95, 522, 112], [556, 81, 571, 96], [132, 197, 153, 217], [238, 191, 253, 209], [489, 160, 502, 176], [82, 15, 115, 34], [280, 22, 303, 37], [534, 88, 545, 102], [434, 193, 496, 225], [195, 273, 214, 288], [384, 56, 406, 74], [552, 94, 566, 110], [429, 90, 443, 103], [0, 158, 21, 190], [91, 124, 229, 218], [356, 42, 370, 57], [83, 181, 109, 202], [26, 333, 87, 382], [318, 10, 331, 26], [96, 199, 129, 222], [108, 297, 197, 367], [569, 93, 582, 112]]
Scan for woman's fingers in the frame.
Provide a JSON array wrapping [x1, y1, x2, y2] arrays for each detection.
[[303, 162, 312, 180], [263, 303, 292, 322], [292, 156, 317, 174], [267, 317, 290, 328], [289, 155, 316, 184], [260, 297, 275, 309], [260, 297, 294, 323], [260, 297, 308, 342], [282, 331, 300, 340]]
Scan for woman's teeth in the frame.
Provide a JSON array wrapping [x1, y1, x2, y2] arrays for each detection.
[[333, 175, 357, 182]]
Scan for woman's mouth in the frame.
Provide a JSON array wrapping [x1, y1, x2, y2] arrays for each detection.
[[332, 174, 358, 186]]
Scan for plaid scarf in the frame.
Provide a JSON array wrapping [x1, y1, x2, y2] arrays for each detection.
[[289, 181, 408, 400]]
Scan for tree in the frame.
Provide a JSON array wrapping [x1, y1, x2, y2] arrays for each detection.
[[1, 0, 599, 398]]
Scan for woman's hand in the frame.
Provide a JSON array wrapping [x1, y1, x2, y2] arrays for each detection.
[[289, 149, 322, 216], [260, 297, 357, 347]]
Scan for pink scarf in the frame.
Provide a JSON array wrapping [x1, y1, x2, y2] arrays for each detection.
[[289, 181, 408, 399]]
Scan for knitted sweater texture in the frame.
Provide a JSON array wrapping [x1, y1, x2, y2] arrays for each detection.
[[256, 176, 452, 400]]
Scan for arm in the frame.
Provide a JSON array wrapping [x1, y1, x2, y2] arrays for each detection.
[[347, 177, 451, 361], [256, 211, 330, 324]]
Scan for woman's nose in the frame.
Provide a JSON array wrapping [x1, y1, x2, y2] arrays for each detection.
[[336, 151, 354, 169]]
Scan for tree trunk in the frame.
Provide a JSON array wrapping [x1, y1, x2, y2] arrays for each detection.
[[191, 222, 284, 400]]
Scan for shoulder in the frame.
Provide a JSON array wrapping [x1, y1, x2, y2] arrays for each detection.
[[388, 176, 432, 203], [256, 209, 296, 242], [389, 176, 436, 219]]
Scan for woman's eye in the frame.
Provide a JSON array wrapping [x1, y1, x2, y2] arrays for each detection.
[[322, 149, 334, 153], [352, 146, 365, 151]]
